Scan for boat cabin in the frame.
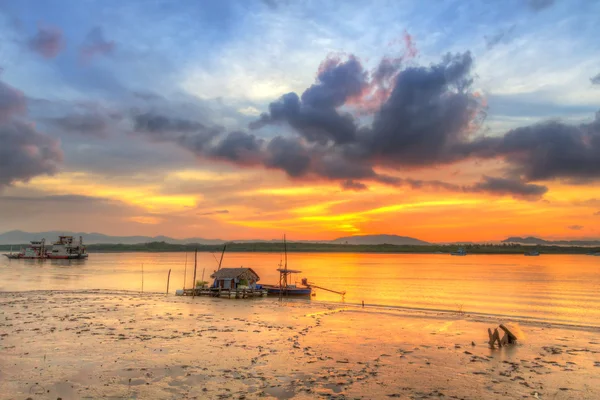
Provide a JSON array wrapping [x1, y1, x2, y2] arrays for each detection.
[[211, 268, 260, 290]]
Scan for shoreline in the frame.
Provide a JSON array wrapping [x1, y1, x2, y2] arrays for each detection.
[[1, 290, 599, 399], [3, 288, 600, 332], [3, 243, 600, 255]]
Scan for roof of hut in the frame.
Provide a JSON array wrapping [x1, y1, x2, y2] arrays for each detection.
[[211, 267, 260, 281]]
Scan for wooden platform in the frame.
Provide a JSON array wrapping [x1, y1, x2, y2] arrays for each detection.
[[176, 288, 268, 298]]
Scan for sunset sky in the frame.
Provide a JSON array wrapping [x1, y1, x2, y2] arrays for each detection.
[[1, 0, 600, 242]]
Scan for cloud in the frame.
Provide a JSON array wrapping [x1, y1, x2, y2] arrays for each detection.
[[567, 224, 584, 230], [591, 73, 600, 85], [484, 25, 516, 50], [129, 50, 598, 200], [527, 0, 555, 11], [0, 119, 63, 188], [48, 111, 120, 138], [79, 27, 116, 63], [594, 211, 600, 216], [468, 176, 548, 199], [0, 78, 63, 188], [198, 209, 229, 216], [28, 24, 64, 59], [467, 115, 600, 181], [250, 55, 368, 145], [0, 80, 26, 122], [340, 180, 368, 192], [133, 111, 223, 142]]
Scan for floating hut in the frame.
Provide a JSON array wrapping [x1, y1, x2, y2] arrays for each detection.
[[177, 267, 267, 298], [211, 268, 260, 290]]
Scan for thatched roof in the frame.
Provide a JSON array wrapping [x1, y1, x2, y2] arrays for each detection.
[[211, 267, 260, 281]]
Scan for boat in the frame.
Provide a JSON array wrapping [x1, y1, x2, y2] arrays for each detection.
[[264, 235, 313, 297], [47, 236, 88, 259], [262, 280, 313, 296], [3, 240, 48, 259], [450, 247, 467, 256], [524, 250, 540, 256]]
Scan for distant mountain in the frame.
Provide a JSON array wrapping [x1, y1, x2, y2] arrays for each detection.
[[0, 230, 226, 245], [502, 236, 600, 246], [0, 230, 430, 246], [330, 234, 429, 245]]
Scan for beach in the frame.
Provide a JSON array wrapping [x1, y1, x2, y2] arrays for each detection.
[[1, 290, 599, 399]]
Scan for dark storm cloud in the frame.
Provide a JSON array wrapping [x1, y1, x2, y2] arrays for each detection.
[[249, 56, 368, 144], [80, 27, 116, 63], [0, 119, 63, 188], [207, 131, 265, 164], [527, 0, 554, 11], [28, 25, 64, 59], [264, 136, 311, 177], [130, 50, 600, 200], [467, 115, 600, 181], [468, 176, 548, 199], [357, 52, 479, 167], [591, 73, 600, 85], [340, 180, 368, 191]]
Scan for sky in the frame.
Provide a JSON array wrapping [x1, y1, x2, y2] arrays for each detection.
[[1, 0, 600, 242]]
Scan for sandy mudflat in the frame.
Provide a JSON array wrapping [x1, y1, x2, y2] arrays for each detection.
[[1, 291, 599, 399]]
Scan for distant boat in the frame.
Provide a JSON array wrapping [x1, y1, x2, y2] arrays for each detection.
[[47, 236, 88, 260], [524, 250, 540, 256], [450, 247, 467, 256], [4, 240, 48, 259]]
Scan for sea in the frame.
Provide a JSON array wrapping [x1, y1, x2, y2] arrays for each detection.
[[1, 252, 599, 327]]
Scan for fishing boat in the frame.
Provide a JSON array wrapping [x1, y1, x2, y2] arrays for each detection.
[[450, 247, 467, 256], [524, 250, 540, 256], [47, 236, 88, 259], [3, 240, 48, 259], [263, 235, 313, 297]]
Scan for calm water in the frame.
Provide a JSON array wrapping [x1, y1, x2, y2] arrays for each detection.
[[1, 252, 599, 326]]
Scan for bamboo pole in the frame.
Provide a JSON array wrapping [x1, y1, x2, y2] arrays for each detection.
[[192, 249, 198, 298], [183, 252, 188, 290], [141, 263, 144, 294], [166, 269, 171, 295]]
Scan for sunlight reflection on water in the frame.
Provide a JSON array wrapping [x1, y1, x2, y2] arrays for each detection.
[[1, 252, 599, 326]]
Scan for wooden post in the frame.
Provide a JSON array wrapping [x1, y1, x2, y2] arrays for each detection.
[[141, 263, 144, 294], [499, 324, 518, 344], [192, 249, 198, 298], [166, 269, 171, 295], [183, 252, 187, 290]]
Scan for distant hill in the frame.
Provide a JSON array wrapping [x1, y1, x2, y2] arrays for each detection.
[[0, 230, 226, 245], [502, 236, 600, 246], [330, 234, 429, 245], [0, 230, 429, 246]]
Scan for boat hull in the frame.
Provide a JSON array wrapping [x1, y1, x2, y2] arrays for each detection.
[[4, 254, 46, 259], [47, 254, 89, 260], [264, 286, 312, 296]]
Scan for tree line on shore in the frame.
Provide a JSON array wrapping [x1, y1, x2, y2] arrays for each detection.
[[2, 241, 598, 254]]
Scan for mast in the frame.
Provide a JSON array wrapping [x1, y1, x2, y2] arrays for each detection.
[[284, 234, 288, 271], [217, 244, 226, 271]]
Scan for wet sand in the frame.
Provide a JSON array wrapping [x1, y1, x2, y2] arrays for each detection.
[[1, 291, 599, 399]]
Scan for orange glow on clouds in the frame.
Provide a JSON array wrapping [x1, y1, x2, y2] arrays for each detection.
[[9, 167, 600, 242]]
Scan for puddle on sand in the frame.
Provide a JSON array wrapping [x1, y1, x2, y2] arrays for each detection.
[[263, 385, 296, 399]]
